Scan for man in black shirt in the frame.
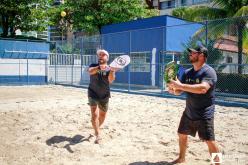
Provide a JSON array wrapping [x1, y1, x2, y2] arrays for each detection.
[[88, 49, 115, 144], [168, 45, 220, 164]]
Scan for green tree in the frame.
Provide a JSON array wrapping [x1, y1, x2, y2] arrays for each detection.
[[0, 0, 53, 37], [172, 0, 248, 73], [56, 0, 158, 34]]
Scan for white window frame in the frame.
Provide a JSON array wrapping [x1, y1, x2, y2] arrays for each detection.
[[130, 51, 151, 72]]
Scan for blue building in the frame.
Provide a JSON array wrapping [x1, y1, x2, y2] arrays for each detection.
[[101, 15, 202, 87]]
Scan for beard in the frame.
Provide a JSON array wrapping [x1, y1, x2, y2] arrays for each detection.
[[98, 59, 107, 64], [189, 56, 199, 63]]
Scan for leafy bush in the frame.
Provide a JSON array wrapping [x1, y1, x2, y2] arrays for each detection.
[[216, 73, 248, 94]]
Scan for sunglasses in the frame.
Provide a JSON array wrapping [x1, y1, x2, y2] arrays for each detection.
[[189, 51, 202, 55]]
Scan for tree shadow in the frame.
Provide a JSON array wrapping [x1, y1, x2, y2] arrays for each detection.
[[46, 134, 93, 153], [129, 161, 173, 165]]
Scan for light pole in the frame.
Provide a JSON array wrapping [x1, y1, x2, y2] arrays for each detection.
[[60, 11, 66, 46]]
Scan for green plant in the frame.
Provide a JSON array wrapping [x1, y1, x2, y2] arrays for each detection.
[[216, 73, 248, 94], [172, 0, 248, 74]]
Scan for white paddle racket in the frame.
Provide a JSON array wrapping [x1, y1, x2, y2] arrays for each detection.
[[109, 55, 130, 71]]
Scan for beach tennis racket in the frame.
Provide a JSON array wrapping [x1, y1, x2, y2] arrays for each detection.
[[109, 55, 130, 71], [164, 61, 179, 83]]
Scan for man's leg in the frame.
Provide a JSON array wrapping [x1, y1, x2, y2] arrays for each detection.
[[206, 140, 220, 164], [90, 106, 100, 137], [99, 110, 107, 127], [206, 140, 219, 154], [98, 99, 109, 127], [93, 109, 106, 144], [92, 99, 109, 144], [172, 133, 188, 164], [172, 112, 197, 164], [199, 118, 220, 164]]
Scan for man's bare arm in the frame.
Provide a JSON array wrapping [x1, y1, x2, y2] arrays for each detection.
[[108, 70, 115, 84], [168, 86, 183, 95], [88, 66, 99, 75], [177, 82, 210, 94]]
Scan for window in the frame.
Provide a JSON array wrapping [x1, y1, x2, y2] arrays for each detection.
[[181, 0, 187, 6], [227, 24, 237, 36], [130, 52, 150, 72], [160, 0, 176, 9], [193, 0, 209, 5], [226, 56, 233, 63], [160, 51, 181, 64]]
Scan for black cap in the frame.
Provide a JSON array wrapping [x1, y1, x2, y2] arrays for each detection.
[[187, 45, 208, 57]]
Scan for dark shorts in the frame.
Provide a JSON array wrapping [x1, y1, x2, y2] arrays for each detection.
[[178, 112, 215, 141], [88, 97, 109, 112]]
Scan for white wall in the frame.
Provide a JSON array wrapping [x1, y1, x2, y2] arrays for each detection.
[[220, 51, 248, 74], [0, 59, 46, 76], [48, 65, 89, 84]]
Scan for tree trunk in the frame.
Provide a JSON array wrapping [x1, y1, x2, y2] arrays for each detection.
[[145, 0, 155, 9], [10, 12, 16, 37], [237, 24, 244, 74], [97, 24, 101, 35], [10, 26, 16, 37], [98, 24, 102, 48], [1, 15, 9, 37]]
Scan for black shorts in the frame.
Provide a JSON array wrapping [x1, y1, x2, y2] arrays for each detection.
[[178, 112, 215, 141], [88, 97, 109, 112]]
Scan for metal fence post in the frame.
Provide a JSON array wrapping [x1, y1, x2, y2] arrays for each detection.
[[55, 42, 57, 84], [71, 40, 74, 85], [128, 64, 131, 92], [26, 39, 29, 85], [27, 58, 29, 85], [45, 56, 48, 84], [100, 33, 103, 49], [71, 55, 74, 85], [80, 37, 83, 84], [161, 27, 165, 93], [128, 31, 131, 92], [205, 20, 208, 46]]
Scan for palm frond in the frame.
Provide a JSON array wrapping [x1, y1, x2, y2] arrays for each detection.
[[234, 6, 248, 17], [172, 6, 227, 22], [193, 19, 232, 40], [213, 0, 248, 16]]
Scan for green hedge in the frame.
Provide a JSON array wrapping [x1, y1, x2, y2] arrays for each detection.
[[216, 73, 248, 95]]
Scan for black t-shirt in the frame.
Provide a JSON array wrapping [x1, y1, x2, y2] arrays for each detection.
[[88, 63, 110, 100], [181, 64, 217, 120]]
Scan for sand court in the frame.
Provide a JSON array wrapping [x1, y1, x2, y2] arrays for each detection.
[[0, 85, 247, 165]]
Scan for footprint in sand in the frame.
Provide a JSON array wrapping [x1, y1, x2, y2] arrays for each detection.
[[189, 150, 197, 156], [107, 128, 119, 139], [159, 141, 169, 146]]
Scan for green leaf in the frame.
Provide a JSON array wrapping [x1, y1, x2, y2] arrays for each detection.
[[234, 6, 248, 17]]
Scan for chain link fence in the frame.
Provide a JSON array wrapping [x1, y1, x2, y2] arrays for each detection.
[[48, 36, 100, 87], [0, 16, 247, 105], [55, 16, 247, 104]]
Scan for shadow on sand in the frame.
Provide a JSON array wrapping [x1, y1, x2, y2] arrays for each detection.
[[128, 161, 174, 165], [46, 134, 93, 153]]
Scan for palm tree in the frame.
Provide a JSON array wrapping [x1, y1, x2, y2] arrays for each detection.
[[172, 0, 248, 74]]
